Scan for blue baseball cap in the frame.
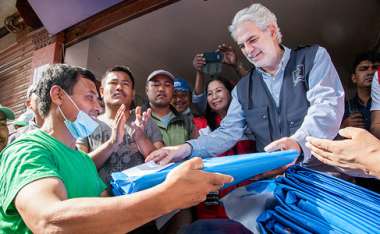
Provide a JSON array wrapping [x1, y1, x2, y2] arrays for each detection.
[[174, 78, 191, 93]]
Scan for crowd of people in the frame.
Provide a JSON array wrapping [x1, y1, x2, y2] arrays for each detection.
[[0, 3, 379, 233]]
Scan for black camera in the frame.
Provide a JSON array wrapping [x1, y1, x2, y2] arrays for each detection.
[[203, 51, 223, 63]]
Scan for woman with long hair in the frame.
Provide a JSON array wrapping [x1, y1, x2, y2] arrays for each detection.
[[193, 77, 256, 219]]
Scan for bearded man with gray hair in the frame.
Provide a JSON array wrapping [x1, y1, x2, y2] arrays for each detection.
[[147, 3, 345, 175]]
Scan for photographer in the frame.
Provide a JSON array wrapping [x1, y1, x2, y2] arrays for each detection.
[[192, 44, 249, 114]]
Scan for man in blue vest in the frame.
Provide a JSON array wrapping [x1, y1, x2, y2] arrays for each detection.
[[146, 3, 344, 174]]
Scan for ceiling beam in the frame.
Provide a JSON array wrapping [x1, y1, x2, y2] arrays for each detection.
[[64, 0, 180, 47]]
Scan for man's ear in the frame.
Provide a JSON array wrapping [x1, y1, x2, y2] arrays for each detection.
[[50, 85, 64, 106], [99, 86, 104, 98], [267, 24, 277, 40], [25, 99, 31, 109], [351, 74, 357, 84]]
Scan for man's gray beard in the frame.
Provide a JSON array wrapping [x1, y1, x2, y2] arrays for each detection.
[[248, 58, 258, 68]]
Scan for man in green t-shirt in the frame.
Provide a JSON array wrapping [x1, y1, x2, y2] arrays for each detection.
[[0, 64, 233, 233]]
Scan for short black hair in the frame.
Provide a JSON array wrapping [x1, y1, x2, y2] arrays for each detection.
[[101, 65, 135, 88], [352, 51, 380, 74], [35, 64, 97, 117]]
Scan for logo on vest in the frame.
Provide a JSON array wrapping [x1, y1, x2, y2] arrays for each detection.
[[292, 64, 305, 87]]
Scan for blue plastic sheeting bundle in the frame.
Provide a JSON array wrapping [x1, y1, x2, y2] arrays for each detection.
[[257, 165, 380, 234], [222, 180, 277, 232], [111, 150, 298, 196]]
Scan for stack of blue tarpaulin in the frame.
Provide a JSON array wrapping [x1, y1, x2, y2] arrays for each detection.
[[110, 150, 298, 196], [257, 165, 380, 234]]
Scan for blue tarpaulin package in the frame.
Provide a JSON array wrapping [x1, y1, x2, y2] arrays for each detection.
[[110, 150, 298, 196], [222, 180, 277, 233], [257, 165, 380, 234]]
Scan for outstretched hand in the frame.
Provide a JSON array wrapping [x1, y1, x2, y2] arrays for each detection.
[[306, 127, 380, 173], [146, 143, 192, 165], [132, 106, 151, 140], [251, 137, 301, 180], [162, 157, 234, 210], [264, 137, 301, 154]]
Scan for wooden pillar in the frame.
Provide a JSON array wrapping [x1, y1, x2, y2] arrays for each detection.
[[31, 30, 64, 72]]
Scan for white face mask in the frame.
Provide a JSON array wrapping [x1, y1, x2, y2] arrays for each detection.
[[58, 89, 99, 139]]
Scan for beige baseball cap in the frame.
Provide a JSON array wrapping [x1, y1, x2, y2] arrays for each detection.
[[147, 69, 175, 82]]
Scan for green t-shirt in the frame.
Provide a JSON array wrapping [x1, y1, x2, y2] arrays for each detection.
[[151, 111, 194, 146], [0, 130, 106, 233]]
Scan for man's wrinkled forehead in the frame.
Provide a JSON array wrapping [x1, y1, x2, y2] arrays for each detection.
[[235, 21, 262, 44]]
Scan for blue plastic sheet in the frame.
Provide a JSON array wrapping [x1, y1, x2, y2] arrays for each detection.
[[111, 150, 298, 196], [222, 180, 277, 232], [257, 165, 380, 234]]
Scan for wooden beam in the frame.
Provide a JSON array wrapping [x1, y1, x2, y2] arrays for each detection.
[[64, 0, 180, 47]]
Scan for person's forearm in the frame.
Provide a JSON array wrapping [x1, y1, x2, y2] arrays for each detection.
[[297, 46, 345, 162], [35, 184, 173, 234], [291, 100, 343, 162], [88, 140, 116, 169], [370, 73, 380, 138], [194, 71, 205, 95], [134, 135, 157, 157]]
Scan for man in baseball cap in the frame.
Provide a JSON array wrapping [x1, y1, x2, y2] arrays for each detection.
[[172, 77, 193, 121], [145, 69, 197, 146], [146, 69, 175, 82], [0, 104, 15, 151]]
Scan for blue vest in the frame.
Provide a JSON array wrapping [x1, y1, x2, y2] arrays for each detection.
[[236, 45, 319, 152]]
